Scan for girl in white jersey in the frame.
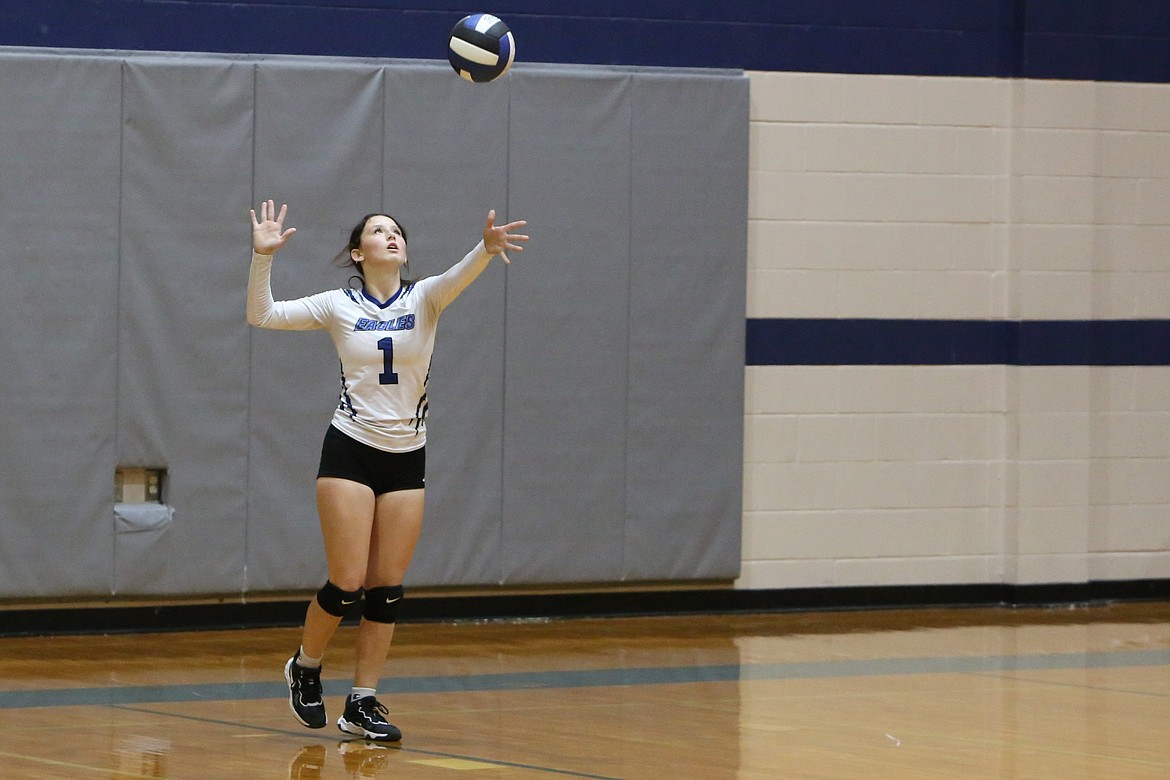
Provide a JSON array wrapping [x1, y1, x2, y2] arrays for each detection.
[[248, 200, 528, 741]]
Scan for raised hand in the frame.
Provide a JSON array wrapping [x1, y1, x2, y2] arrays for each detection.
[[250, 199, 297, 255], [482, 209, 529, 264]]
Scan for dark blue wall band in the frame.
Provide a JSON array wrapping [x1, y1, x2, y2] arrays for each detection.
[[746, 319, 1170, 366], [3, 1, 1170, 83]]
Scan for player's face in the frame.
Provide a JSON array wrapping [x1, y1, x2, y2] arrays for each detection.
[[354, 216, 406, 271]]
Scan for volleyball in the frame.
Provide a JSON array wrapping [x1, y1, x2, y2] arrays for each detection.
[[448, 13, 515, 83]]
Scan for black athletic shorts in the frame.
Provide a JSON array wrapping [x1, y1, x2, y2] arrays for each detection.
[[317, 425, 425, 495]]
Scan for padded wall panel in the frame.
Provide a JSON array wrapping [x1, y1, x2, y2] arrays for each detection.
[[501, 71, 633, 582], [381, 66, 511, 586], [0, 49, 747, 597], [624, 72, 748, 580], [246, 62, 387, 590], [0, 53, 121, 596], [117, 59, 254, 593]]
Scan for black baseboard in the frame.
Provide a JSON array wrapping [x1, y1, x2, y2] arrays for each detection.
[[1, 580, 1168, 638]]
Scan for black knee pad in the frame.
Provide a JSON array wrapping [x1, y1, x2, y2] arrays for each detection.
[[316, 580, 364, 617], [363, 585, 404, 624]]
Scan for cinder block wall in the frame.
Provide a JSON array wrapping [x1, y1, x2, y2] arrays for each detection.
[[743, 72, 1170, 588]]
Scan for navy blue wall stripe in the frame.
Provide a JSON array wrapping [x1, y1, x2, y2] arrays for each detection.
[[3, 1, 1170, 83], [746, 319, 1170, 366]]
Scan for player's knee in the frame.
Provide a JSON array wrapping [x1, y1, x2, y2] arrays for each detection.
[[316, 580, 364, 617], [363, 584, 404, 624]]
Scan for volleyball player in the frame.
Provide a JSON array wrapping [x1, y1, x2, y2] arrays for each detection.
[[247, 200, 528, 740]]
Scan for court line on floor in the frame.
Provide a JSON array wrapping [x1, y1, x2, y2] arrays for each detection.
[[2, 648, 1168, 710], [967, 669, 1170, 700]]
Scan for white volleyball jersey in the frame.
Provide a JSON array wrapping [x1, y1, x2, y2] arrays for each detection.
[[248, 252, 449, 452]]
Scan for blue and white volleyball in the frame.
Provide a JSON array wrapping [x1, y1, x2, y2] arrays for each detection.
[[448, 13, 515, 83]]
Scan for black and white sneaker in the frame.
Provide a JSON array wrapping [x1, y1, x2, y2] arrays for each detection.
[[337, 696, 402, 741], [284, 655, 327, 729]]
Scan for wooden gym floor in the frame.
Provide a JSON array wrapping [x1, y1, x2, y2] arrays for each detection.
[[0, 602, 1168, 779]]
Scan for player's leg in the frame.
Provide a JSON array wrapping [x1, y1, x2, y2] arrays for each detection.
[[337, 486, 424, 741], [285, 476, 375, 729], [357, 486, 423, 685], [304, 477, 377, 655]]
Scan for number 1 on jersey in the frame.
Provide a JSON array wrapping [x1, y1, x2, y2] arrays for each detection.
[[377, 337, 399, 384]]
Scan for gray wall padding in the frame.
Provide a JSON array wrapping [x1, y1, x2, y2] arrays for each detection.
[[117, 59, 255, 594], [0, 48, 747, 597], [625, 73, 749, 580], [381, 65, 512, 586], [0, 53, 122, 597], [246, 62, 391, 591]]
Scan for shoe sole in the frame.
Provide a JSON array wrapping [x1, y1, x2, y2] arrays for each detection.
[[284, 657, 326, 729], [337, 716, 402, 742]]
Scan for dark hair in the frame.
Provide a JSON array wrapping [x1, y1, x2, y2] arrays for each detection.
[[332, 212, 413, 288]]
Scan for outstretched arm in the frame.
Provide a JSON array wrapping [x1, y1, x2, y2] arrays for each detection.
[[432, 210, 529, 309], [246, 201, 328, 330]]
